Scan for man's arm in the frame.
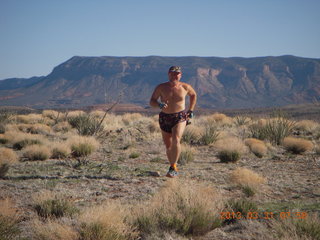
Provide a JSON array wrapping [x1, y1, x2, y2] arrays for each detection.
[[187, 84, 197, 111], [150, 85, 162, 108]]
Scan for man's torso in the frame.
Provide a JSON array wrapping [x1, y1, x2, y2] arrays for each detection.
[[159, 82, 188, 113]]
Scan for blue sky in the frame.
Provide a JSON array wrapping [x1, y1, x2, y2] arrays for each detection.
[[1, 0, 319, 79]]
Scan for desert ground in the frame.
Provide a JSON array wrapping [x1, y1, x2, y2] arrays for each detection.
[[0, 108, 319, 240]]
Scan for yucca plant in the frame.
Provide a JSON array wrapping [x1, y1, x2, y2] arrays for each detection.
[[68, 114, 104, 136]]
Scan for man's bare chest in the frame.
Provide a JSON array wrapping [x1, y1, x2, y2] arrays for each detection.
[[161, 85, 187, 100]]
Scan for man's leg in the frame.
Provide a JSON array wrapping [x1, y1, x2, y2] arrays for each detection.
[[170, 121, 187, 166], [161, 130, 173, 163]]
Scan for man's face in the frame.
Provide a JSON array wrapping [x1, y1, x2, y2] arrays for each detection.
[[168, 71, 182, 82]]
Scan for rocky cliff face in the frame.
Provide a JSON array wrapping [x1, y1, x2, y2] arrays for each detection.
[[0, 55, 319, 109]]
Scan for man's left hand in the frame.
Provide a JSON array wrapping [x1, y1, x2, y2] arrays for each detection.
[[187, 110, 194, 119]]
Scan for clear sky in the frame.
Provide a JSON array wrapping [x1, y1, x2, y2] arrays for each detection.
[[1, 0, 319, 80]]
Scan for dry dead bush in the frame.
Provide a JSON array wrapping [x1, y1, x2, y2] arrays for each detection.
[[32, 218, 79, 240], [79, 201, 137, 240], [282, 137, 313, 154], [244, 138, 267, 158], [134, 179, 224, 237], [67, 135, 100, 157], [230, 167, 266, 189], [295, 120, 319, 133], [23, 145, 51, 161]]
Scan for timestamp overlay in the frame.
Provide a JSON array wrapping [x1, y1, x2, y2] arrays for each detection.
[[220, 211, 308, 220]]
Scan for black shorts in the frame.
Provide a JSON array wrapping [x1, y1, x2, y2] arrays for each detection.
[[159, 111, 187, 133]]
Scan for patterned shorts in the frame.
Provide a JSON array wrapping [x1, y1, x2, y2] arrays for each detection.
[[159, 111, 187, 133]]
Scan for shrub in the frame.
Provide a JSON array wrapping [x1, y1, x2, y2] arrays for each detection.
[[51, 142, 71, 159], [242, 185, 256, 197], [23, 145, 51, 161], [230, 167, 266, 189], [178, 144, 195, 165], [134, 179, 223, 237], [244, 138, 267, 158], [315, 144, 320, 155], [295, 120, 319, 134], [182, 125, 201, 145], [282, 137, 313, 154], [129, 152, 140, 159], [217, 150, 241, 163], [207, 113, 232, 126], [79, 201, 136, 240], [53, 121, 72, 133], [272, 213, 320, 240], [215, 137, 247, 163], [34, 198, 78, 219], [121, 113, 143, 126], [13, 138, 42, 150], [0, 148, 18, 178], [68, 113, 104, 136], [199, 125, 220, 145], [67, 136, 100, 157], [0, 134, 9, 144], [249, 117, 295, 145], [226, 199, 258, 216], [0, 198, 21, 240], [32, 218, 79, 240], [234, 115, 251, 126]]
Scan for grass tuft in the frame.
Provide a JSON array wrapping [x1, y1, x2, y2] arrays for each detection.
[[282, 137, 313, 154]]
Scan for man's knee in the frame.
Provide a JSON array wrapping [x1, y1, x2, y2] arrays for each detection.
[[172, 136, 182, 145]]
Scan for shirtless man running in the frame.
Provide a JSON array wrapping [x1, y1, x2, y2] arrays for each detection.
[[149, 66, 197, 177]]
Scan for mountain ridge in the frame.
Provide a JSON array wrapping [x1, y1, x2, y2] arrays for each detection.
[[0, 55, 319, 109]]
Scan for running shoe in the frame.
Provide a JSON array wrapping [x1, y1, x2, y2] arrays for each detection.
[[166, 166, 178, 178]]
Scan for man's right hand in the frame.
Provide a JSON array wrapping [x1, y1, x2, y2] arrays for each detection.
[[159, 101, 168, 109]]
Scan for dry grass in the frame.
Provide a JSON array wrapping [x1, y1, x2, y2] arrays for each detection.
[[16, 123, 52, 134], [182, 125, 203, 144], [67, 110, 86, 118], [32, 218, 79, 240], [215, 137, 247, 153], [244, 138, 268, 157], [67, 135, 100, 157], [0, 198, 21, 239], [134, 179, 224, 237], [178, 144, 196, 165], [121, 113, 143, 126], [295, 120, 319, 133], [271, 213, 320, 240], [0, 148, 18, 164], [79, 201, 137, 240], [0, 148, 19, 177], [23, 145, 51, 161], [282, 137, 314, 154], [215, 137, 247, 163], [206, 113, 233, 126], [53, 121, 72, 132], [230, 167, 266, 189], [50, 142, 72, 159]]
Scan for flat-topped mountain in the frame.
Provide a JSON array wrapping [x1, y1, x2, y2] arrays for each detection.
[[0, 55, 319, 109]]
